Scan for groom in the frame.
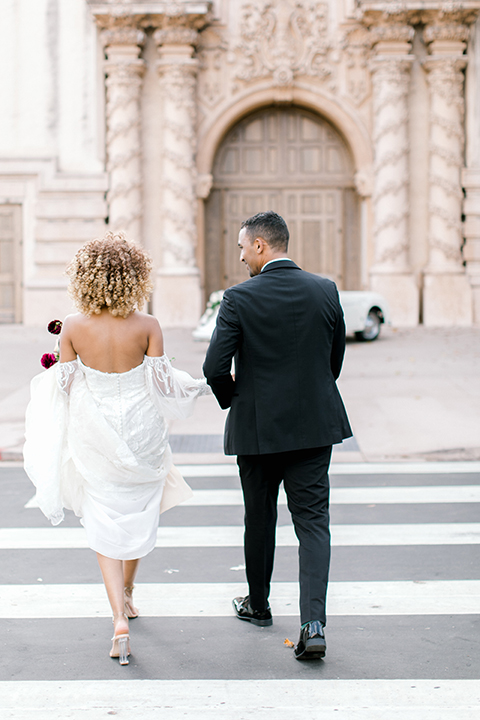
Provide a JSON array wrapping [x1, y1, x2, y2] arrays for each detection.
[[203, 211, 352, 660]]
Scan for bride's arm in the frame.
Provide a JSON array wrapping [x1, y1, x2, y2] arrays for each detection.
[[59, 314, 79, 362], [145, 315, 164, 357]]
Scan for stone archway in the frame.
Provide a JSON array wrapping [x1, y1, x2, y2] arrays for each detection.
[[204, 106, 359, 298]]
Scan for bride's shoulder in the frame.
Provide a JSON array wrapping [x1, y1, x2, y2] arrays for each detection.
[[62, 312, 84, 328], [133, 311, 162, 332]]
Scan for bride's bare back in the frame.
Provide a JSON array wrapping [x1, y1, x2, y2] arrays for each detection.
[[60, 309, 164, 372]]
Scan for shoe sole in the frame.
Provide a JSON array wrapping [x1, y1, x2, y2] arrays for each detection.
[[294, 641, 326, 660], [235, 613, 273, 627]]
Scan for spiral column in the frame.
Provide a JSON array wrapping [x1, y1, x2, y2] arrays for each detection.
[[152, 22, 202, 326], [101, 25, 146, 242], [422, 23, 472, 325], [368, 25, 418, 325]]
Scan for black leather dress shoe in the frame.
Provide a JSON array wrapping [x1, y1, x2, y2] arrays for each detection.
[[232, 596, 273, 626], [294, 621, 326, 660]]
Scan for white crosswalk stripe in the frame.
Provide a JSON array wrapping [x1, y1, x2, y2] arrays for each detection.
[[24, 483, 480, 508], [2, 522, 480, 549], [0, 679, 479, 720], [2, 580, 479, 618]]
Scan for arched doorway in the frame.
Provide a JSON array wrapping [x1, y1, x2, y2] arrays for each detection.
[[204, 107, 359, 298]]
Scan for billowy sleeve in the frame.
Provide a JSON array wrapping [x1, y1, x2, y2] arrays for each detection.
[[23, 361, 78, 526], [145, 355, 211, 421]]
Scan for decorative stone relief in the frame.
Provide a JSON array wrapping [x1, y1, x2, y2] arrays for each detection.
[[231, 0, 333, 89], [155, 22, 200, 269], [197, 28, 228, 108], [101, 24, 146, 241], [423, 24, 468, 271], [369, 26, 414, 271], [340, 26, 371, 106]]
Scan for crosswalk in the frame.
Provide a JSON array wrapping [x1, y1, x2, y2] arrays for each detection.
[[0, 460, 479, 718]]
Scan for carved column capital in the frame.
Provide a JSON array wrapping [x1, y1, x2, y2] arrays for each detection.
[[424, 22, 470, 55], [154, 24, 199, 50], [369, 23, 414, 55], [100, 26, 147, 51]]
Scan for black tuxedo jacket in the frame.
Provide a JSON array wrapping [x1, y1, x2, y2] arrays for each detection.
[[203, 260, 352, 455]]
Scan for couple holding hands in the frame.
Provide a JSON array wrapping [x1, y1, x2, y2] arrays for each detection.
[[24, 211, 351, 666]]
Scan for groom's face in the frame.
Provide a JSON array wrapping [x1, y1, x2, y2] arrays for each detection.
[[238, 228, 262, 277]]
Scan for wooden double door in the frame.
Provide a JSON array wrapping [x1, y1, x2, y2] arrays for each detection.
[[204, 107, 359, 299]]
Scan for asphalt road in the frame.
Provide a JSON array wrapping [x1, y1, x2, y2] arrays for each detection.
[[0, 460, 479, 719]]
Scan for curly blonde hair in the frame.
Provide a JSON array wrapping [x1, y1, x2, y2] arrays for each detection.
[[66, 231, 154, 317]]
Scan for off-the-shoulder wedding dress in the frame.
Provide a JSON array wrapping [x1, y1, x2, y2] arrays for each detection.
[[24, 355, 209, 559]]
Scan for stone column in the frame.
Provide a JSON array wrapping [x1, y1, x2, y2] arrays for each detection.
[[153, 22, 201, 327], [101, 24, 146, 242], [462, 168, 480, 323], [422, 23, 472, 326], [368, 25, 418, 326]]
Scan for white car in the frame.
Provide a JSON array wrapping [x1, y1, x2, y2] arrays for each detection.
[[193, 289, 390, 342]]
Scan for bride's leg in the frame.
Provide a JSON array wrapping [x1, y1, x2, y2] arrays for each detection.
[[96, 552, 129, 637], [123, 558, 140, 618]]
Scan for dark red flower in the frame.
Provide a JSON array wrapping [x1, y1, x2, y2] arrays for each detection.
[[47, 320, 62, 335], [41, 353, 58, 369]]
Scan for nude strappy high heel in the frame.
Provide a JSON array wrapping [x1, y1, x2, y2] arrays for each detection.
[[110, 612, 130, 665], [124, 585, 139, 619]]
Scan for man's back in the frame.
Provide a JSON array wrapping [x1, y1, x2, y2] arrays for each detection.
[[203, 260, 352, 455]]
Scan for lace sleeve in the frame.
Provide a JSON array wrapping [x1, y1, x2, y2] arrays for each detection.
[[145, 355, 211, 421], [56, 360, 78, 395]]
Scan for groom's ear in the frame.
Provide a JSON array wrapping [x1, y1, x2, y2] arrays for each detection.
[[254, 237, 266, 254]]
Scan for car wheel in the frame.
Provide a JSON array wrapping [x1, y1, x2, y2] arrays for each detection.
[[355, 310, 381, 342]]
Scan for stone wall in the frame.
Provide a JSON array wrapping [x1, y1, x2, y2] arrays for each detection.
[[0, 0, 479, 326]]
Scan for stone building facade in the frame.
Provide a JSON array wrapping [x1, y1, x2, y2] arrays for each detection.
[[1, 0, 479, 327]]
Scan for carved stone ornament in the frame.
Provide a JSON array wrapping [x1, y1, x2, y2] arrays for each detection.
[[197, 28, 229, 108], [196, 173, 213, 199], [155, 25, 199, 47], [100, 26, 146, 48], [155, 31, 200, 270], [340, 25, 371, 106], [232, 0, 333, 88], [369, 54, 413, 271], [423, 52, 468, 270], [369, 23, 414, 46], [423, 23, 470, 45]]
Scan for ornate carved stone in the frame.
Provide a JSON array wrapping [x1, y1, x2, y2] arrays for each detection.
[[197, 28, 228, 108], [232, 0, 333, 89], [366, 19, 419, 324], [421, 19, 473, 325], [423, 42, 467, 272], [369, 53, 413, 271], [462, 168, 480, 323], [340, 26, 371, 106], [196, 173, 213, 200], [155, 23, 199, 271], [102, 23, 146, 241]]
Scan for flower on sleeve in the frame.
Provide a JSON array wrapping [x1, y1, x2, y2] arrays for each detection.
[[41, 353, 58, 369]]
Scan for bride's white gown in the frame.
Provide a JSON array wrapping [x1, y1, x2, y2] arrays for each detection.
[[24, 355, 209, 560]]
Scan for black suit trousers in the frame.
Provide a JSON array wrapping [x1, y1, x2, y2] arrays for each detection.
[[237, 445, 332, 626]]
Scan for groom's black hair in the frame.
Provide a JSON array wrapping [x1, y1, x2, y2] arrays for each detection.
[[241, 211, 289, 252]]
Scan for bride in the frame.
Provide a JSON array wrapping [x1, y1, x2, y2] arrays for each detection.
[[24, 231, 209, 665]]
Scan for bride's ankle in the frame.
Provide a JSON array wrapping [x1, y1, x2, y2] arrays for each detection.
[[113, 612, 129, 634]]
